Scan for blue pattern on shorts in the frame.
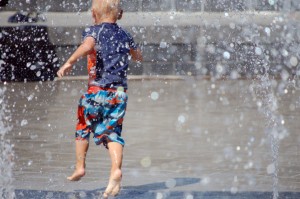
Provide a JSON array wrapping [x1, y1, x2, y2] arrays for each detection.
[[76, 88, 127, 147]]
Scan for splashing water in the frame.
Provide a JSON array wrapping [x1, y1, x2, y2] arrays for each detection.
[[251, 78, 279, 198], [250, 52, 288, 199], [246, 8, 300, 198], [0, 86, 15, 199], [192, 6, 298, 197]]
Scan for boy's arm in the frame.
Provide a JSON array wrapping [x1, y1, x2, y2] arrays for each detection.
[[130, 48, 143, 62], [57, 37, 95, 78]]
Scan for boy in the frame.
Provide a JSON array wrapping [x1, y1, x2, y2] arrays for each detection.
[[57, 0, 142, 198]]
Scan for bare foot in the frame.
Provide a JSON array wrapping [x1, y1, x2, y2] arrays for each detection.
[[102, 169, 122, 198], [67, 168, 85, 181]]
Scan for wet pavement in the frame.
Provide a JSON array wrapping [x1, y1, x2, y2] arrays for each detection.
[[2, 77, 300, 198]]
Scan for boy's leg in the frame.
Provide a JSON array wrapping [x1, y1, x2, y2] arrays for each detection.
[[68, 99, 90, 181], [67, 139, 89, 181], [103, 141, 123, 198]]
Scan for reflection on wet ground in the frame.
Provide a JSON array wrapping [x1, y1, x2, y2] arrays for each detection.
[[2, 78, 300, 198], [14, 189, 300, 199]]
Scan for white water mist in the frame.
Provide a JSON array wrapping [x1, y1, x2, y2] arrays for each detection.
[[0, 86, 15, 199], [250, 62, 288, 199]]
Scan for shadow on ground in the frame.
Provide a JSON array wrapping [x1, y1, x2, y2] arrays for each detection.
[[15, 177, 300, 198]]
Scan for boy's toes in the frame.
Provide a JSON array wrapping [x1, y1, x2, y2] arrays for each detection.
[[102, 191, 109, 199], [111, 184, 121, 196], [103, 185, 113, 198], [103, 179, 120, 198]]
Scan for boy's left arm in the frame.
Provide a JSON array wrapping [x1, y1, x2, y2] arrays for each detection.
[[57, 37, 95, 78], [130, 48, 143, 62]]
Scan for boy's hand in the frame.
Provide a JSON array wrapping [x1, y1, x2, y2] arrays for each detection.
[[57, 63, 72, 78], [130, 48, 143, 62], [56, 37, 95, 78]]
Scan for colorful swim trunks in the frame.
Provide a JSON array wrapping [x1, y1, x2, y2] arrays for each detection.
[[75, 86, 127, 147]]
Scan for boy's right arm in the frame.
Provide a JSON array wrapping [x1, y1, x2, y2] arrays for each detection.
[[57, 37, 95, 78], [130, 48, 143, 62]]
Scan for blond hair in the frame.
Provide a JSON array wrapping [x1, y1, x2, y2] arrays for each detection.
[[92, 0, 121, 21]]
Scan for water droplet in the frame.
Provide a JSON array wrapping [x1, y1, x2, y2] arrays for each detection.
[[150, 92, 159, 101], [52, 57, 58, 63], [165, 178, 176, 188], [223, 51, 230, 60], [36, 71, 41, 77], [280, 70, 289, 81], [27, 94, 34, 101], [27, 160, 33, 166], [231, 187, 238, 194], [178, 115, 186, 124], [160, 41, 167, 49], [109, 133, 118, 140], [79, 192, 86, 198], [268, 0, 276, 5], [229, 23, 235, 29], [230, 70, 240, 79], [281, 49, 289, 57], [30, 65, 37, 70], [200, 177, 210, 185], [267, 163, 275, 174], [46, 192, 53, 199], [290, 56, 298, 67], [186, 194, 194, 199], [216, 64, 224, 74], [141, 156, 151, 168], [21, 119, 28, 126], [156, 192, 163, 199], [30, 134, 38, 139], [255, 47, 262, 55]]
